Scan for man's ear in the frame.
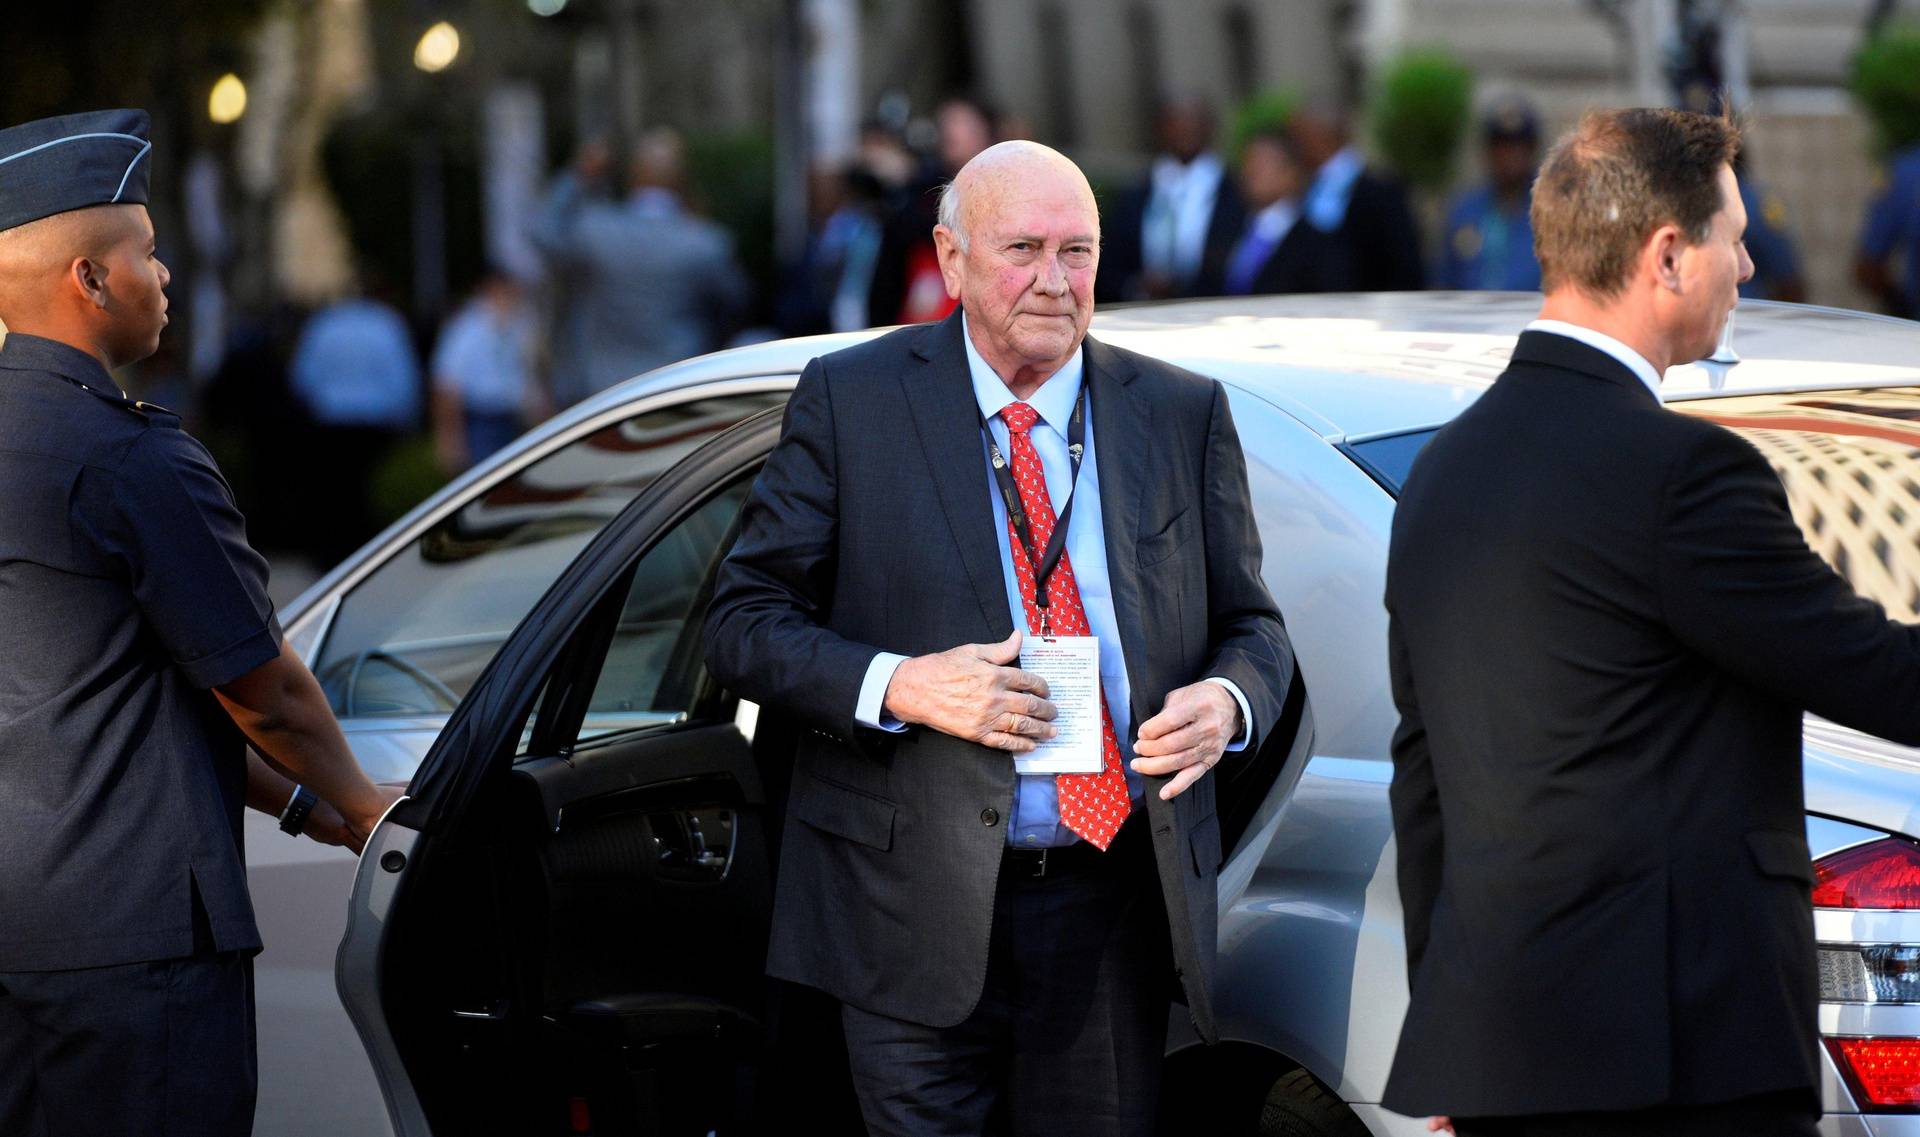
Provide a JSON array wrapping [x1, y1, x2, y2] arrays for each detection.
[[68, 256, 109, 310], [932, 225, 965, 301], [1648, 224, 1685, 293]]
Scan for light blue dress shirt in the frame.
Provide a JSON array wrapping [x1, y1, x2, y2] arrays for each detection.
[[853, 319, 1253, 846], [1303, 146, 1366, 233]]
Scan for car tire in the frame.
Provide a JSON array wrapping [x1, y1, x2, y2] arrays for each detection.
[[1258, 1067, 1370, 1137]]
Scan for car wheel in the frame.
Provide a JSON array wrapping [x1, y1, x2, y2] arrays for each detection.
[[1258, 1067, 1370, 1137]]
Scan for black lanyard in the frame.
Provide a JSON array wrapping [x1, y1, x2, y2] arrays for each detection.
[[981, 385, 1089, 636]]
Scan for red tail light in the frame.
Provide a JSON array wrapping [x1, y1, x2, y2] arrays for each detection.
[[1814, 838, 1920, 909], [1830, 1038, 1920, 1109]]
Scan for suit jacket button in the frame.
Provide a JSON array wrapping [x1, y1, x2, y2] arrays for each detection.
[[980, 808, 1000, 827]]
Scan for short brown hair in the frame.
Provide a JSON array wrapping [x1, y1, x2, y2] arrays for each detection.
[[1530, 108, 1741, 298]]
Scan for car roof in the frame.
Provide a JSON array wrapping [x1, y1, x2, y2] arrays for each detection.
[[585, 293, 1920, 442]]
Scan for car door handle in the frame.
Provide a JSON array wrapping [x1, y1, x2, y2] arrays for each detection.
[[646, 807, 736, 883]]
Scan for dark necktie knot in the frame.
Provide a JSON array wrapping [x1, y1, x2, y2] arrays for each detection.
[[1000, 402, 1040, 434]]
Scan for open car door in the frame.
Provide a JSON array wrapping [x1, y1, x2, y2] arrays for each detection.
[[335, 407, 851, 1136]]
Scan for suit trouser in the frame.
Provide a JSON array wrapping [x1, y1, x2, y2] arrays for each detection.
[[840, 818, 1174, 1137], [1453, 1088, 1819, 1137], [0, 897, 256, 1137]]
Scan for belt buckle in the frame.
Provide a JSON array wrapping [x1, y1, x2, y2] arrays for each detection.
[[1021, 848, 1048, 878]]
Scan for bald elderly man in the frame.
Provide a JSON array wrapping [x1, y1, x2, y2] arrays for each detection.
[[706, 141, 1292, 1134], [0, 110, 398, 1136]]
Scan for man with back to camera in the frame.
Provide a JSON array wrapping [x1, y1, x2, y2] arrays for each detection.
[[704, 140, 1293, 1135], [1384, 107, 1920, 1136], [0, 109, 401, 1137]]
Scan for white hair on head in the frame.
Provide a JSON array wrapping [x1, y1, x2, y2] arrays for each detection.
[[937, 179, 968, 252]]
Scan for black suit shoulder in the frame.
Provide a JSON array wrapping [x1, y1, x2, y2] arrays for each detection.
[[1093, 338, 1225, 430], [813, 320, 931, 374]]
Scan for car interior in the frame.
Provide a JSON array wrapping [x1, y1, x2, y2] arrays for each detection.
[[362, 466, 1307, 1136]]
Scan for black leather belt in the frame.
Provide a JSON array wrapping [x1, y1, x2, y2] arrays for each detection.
[[1002, 818, 1146, 879]]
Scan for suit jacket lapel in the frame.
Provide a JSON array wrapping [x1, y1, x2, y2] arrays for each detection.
[[902, 313, 1015, 640], [1085, 335, 1153, 736]]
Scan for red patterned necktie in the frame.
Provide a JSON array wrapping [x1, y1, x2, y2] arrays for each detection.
[[998, 401, 1132, 850]]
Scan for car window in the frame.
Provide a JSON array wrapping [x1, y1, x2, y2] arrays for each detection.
[[1344, 428, 1439, 494], [310, 390, 786, 777], [573, 474, 758, 747], [1348, 390, 1920, 624]]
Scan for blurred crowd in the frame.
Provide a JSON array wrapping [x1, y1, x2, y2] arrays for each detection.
[[186, 87, 1854, 575]]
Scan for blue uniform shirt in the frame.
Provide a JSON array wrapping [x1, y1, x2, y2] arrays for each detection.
[[1738, 178, 1803, 302], [1438, 185, 1540, 292], [1860, 144, 1920, 316], [0, 333, 281, 970]]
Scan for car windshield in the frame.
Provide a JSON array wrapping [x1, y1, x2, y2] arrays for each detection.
[[1345, 387, 1920, 623]]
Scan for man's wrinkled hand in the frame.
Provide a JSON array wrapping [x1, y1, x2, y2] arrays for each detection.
[[1428, 1117, 1454, 1135], [884, 630, 1057, 752], [1131, 681, 1241, 800]]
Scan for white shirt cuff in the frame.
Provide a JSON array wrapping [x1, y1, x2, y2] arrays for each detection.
[[856, 652, 910, 732], [1202, 676, 1254, 752]]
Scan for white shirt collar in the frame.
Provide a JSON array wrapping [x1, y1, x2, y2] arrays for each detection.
[[961, 314, 1086, 430], [1150, 152, 1224, 194], [1524, 319, 1665, 401]]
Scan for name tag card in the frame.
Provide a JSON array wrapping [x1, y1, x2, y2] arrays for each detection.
[[1014, 634, 1105, 775]]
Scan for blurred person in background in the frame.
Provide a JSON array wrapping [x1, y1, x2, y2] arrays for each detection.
[[287, 270, 421, 566], [1292, 99, 1427, 292], [1735, 149, 1807, 304], [531, 127, 750, 402], [776, 162, 886, 337], [1221, 126, 1356, 295], [1855, 135, 1920, 317], [1438, 97, 1544, 293], [202, 301, 308, 555], [859, 116, 918, 199], [429, 267, 541, 475], [866, 94, 997, 327], [1100, 93, 1244, 302]]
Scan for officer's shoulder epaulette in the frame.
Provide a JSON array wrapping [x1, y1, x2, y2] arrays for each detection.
[[64, 377, 178, 425]]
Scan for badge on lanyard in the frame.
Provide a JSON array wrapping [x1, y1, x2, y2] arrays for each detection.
[[982, 388, 1105, 774]]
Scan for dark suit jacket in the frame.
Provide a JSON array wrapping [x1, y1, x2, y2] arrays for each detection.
[[1098, 169, 1246, 302], [1337, 170, 1425, 292], [1382, 331, 1920, 1117], [704, 311, 1292, 1041], [1241, 218, 1359, 295]]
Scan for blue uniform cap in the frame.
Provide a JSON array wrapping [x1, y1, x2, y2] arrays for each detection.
[[0, 109, 151, 233], [1482, 97, 1541, 146]]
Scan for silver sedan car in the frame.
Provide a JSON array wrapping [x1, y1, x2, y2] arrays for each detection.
[[251, 293, 1920, 1136]]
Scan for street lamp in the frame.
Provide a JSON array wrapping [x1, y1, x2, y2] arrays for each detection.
[[413, 21, 461, 73], [208, 73, 247, 125]]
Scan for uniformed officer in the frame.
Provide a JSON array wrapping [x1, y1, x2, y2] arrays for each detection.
[[0, 110, 401, 1137], [1437, 96, 1544, 293], [1736, 149, 1807, 303], [1857, 140, 1920, 317]]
